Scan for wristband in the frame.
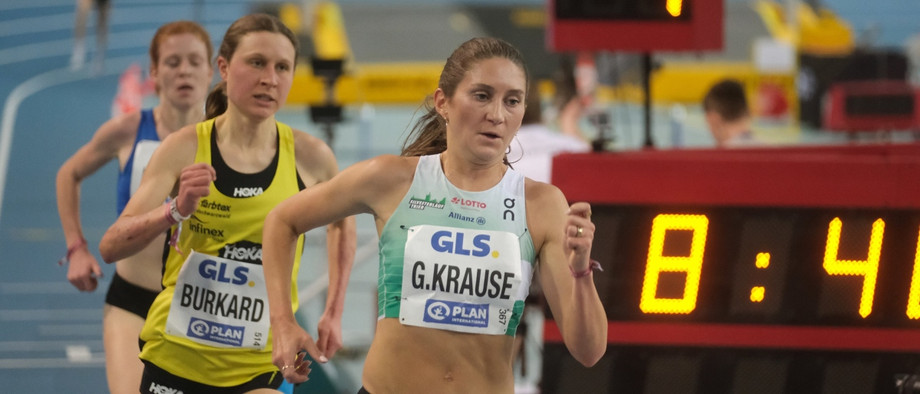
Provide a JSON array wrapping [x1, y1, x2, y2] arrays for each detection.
[[165, 199, 191, 225], [570, 259, 603, 278], [58, 238, 87, 266]]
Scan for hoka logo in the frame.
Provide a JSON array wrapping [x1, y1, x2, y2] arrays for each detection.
[[219, 240, 263, 264], [148, 382, 183, 394], [222, 244, 262, 263], [233, 187, 263, 197]]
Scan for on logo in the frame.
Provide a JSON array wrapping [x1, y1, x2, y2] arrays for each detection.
[[503, 198, 515, 221]]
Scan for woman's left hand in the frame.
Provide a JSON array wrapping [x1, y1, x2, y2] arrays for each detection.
[[271, 319, 326, 383], [564, 202, 595, 272]]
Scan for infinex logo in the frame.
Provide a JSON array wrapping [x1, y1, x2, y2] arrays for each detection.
[[452, 197, 486, 209]]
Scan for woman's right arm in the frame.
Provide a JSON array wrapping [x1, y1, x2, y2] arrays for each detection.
[[265, 155, 409, 383], [98, 127, 205, 263], [56, 113, 139, 291]]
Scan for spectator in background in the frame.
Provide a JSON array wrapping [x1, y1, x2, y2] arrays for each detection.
[[508, 80, 591, 184], [703, 78, 757, 148], [71, 0, 111, 74]]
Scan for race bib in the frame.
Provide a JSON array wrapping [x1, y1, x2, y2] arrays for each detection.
[[165, 251, 269, 349], [399, 225, 523, 335]]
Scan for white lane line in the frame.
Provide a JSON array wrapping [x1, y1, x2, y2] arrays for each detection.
[[39, 324, 104, 337], [0, 281, 90, 294], [0, 340, 102, 352], [0, 29, 163, 67], [0, 13, 72, 37], [0, 56, 138, 226], [65, 345, 92, 362], [0, 0, 75, 11], [0, 357, 104, 369], [0, 309, 101, 321]]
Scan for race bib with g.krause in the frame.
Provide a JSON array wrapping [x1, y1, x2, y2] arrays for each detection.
[[165, 251, 269, 349], [399, 225, 523, 335]]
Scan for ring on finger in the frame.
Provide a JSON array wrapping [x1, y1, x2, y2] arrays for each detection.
[[576, 226, 584, 237], [281, 365, 292, 371]]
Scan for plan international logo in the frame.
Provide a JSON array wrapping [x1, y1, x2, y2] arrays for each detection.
[[408, 193, 446, 210]]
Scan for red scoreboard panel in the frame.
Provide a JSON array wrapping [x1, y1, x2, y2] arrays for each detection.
[[823, 80, 920, 133], [543, 144, 920, 394], [547, 0, 723, 52]]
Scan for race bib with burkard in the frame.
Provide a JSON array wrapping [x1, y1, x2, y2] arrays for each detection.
[[400, 225, 522, 335], [166, 251, 269, 349]]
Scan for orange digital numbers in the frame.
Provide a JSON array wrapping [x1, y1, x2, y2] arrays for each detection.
[[908, 227, 920, 320], [822, 217, 885, 318], [666, 0, 683, 17], [640, 214, 709, 314]]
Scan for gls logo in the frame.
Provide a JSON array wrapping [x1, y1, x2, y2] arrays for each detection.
[[431, 230, 491, 257], [198, 259, 249, 285]]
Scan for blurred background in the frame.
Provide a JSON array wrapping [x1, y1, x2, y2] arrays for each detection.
[[1, 0, 919, 393]]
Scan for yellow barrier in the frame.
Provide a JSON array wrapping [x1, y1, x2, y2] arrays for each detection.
[[755, 0, 853, 55], [288, 61, 443, 105], [313, 1, 351, 60], [605, 61, 798, 120]]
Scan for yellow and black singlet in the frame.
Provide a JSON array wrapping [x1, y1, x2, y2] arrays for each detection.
[[139, 119, 305, 386]]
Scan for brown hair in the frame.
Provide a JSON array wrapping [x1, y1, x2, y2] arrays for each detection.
[[521, 80, 542, 125], [401, 37, 529, 160], [149, 20, 213, 94], [703, 78, 749, 122], [205, 13, 299, 119]]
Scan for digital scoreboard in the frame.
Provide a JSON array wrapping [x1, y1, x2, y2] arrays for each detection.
[[542, 144, 920, 394], [547, 0, 722, 52]]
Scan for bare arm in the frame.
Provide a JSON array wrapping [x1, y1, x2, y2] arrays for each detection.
[[530, 183, 607, 366], [98, 127, 207, 262], [290, 131, 358, 360], [56, 113, 139, 291], [266, 154, 408, 383]]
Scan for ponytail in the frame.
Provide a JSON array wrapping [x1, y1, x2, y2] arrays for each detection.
[[401, 37, 526, 164], [401, 97, 446, 157], [205, 81, 227, 119]]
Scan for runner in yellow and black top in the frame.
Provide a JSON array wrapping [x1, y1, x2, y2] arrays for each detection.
[[100, 14, 355, 393]]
